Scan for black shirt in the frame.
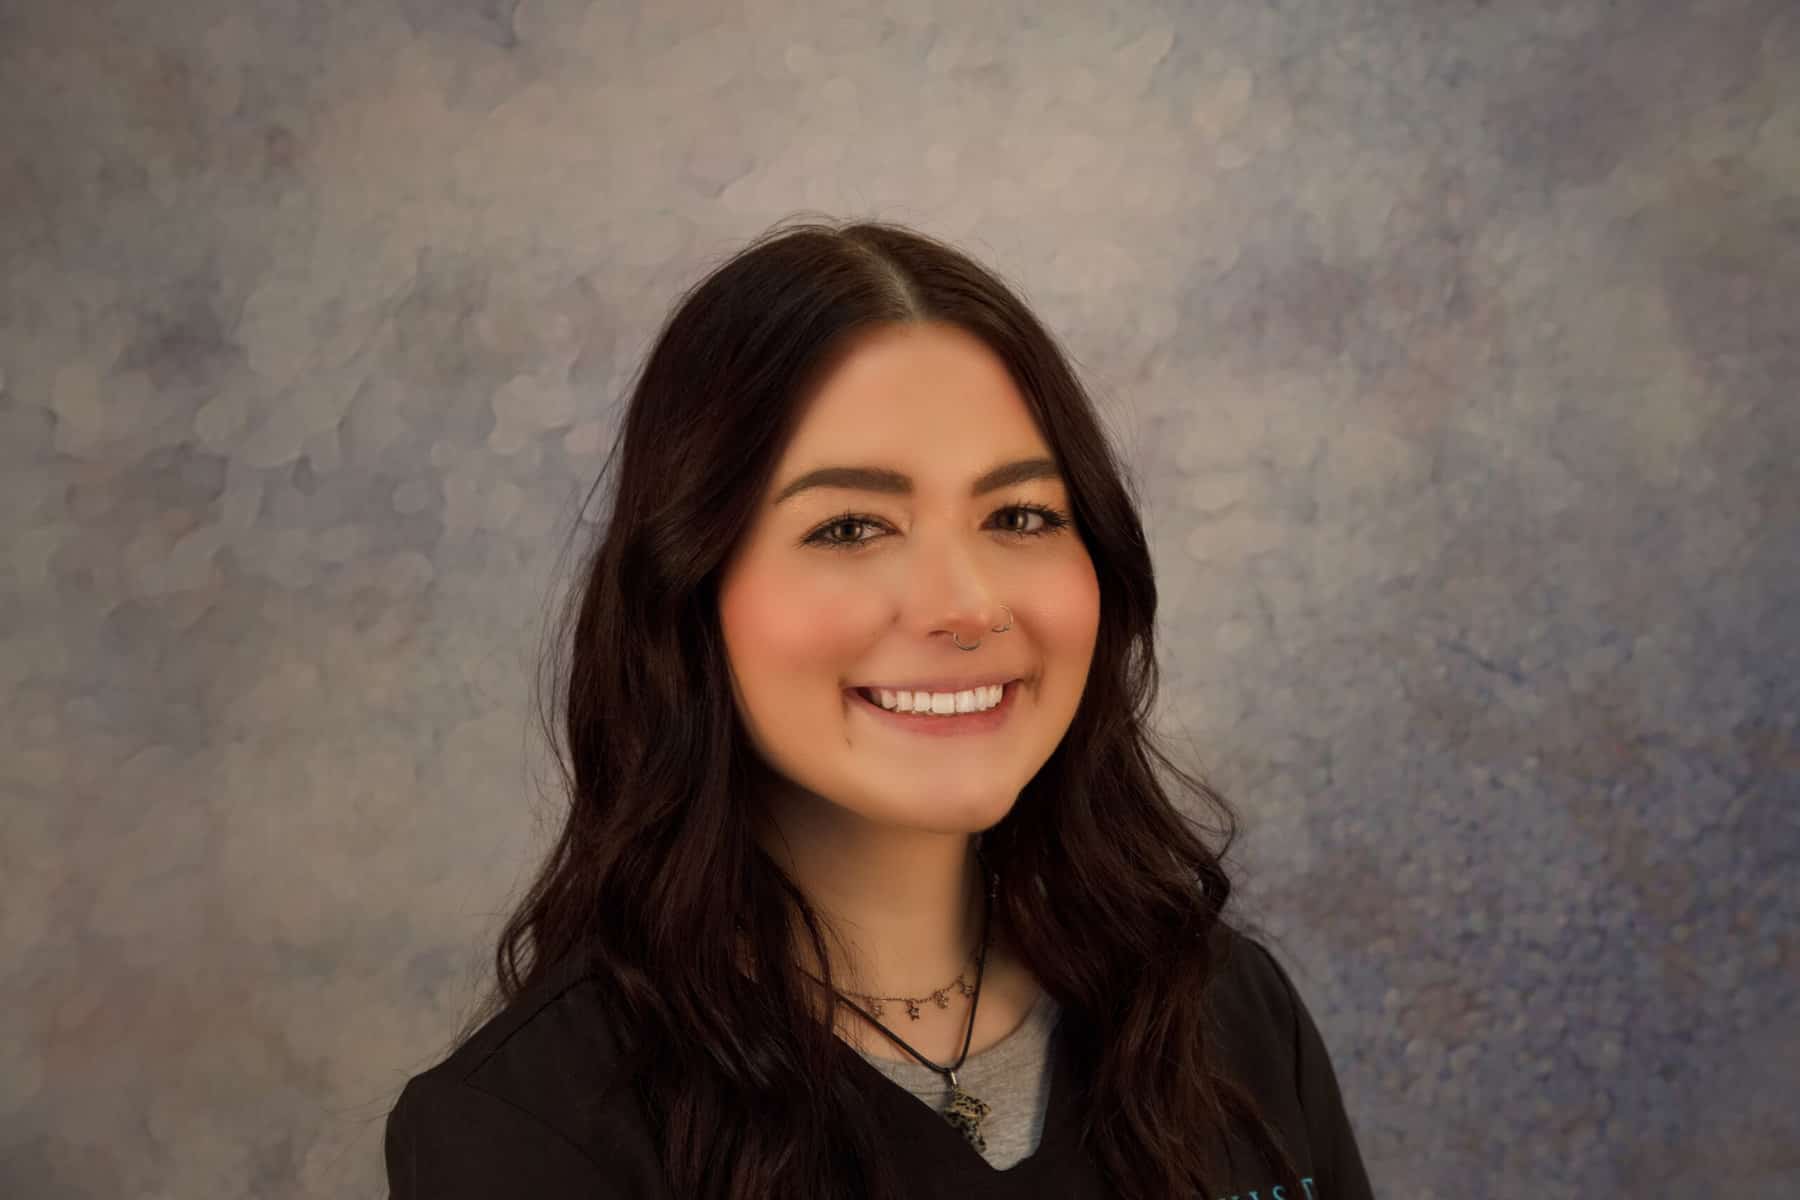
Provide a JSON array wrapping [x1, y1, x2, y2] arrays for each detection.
[[385, 924, 1375, 1198]]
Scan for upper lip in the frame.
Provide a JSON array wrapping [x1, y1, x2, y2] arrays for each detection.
[[850, 675, 1019, 695]]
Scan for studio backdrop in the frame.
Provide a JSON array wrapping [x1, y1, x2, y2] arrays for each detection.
[[2, 1, 1795, 1197]]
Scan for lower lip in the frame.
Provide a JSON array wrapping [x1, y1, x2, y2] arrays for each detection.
[[847, 680, 1021, 736]]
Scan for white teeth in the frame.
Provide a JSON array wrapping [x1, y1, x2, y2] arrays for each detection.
[[872, 684, 1003, 715]]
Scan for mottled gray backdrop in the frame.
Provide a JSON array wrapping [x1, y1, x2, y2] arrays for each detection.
[[3, 0, 1796, 1197]]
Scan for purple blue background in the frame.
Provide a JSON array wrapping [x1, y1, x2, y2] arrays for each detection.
[[3, 1, 1796, 1196]]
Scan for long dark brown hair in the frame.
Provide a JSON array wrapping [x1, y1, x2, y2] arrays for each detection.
[[457, 215, 1305, 1198]]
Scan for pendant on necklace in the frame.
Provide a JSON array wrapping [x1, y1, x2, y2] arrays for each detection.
[[943, 1076, 993, 1154]]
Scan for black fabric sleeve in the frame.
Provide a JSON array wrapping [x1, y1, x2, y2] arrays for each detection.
[[1252, 942, 1378, 1200], [385, 1073, 617, 1198]]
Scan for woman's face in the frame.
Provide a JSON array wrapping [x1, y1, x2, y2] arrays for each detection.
[[718, 321, 1101, 841]]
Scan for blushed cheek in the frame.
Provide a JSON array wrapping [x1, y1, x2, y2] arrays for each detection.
[[1036, 553, 1102, 695], [1041, 554, 1101, 645], [719, 561, 861, 711]]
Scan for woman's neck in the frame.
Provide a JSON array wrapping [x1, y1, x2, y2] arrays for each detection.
[[751, 787, 990, 1002], [780, 835, 988, 1002]]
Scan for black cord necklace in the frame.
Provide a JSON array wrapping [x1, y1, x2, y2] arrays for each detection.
[[832, 856, 998, 1153]]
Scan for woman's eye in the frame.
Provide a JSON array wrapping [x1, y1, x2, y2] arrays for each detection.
[[803, 503, 1072, 552]]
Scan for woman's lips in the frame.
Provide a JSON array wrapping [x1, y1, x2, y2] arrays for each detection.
[[846, 679, 1020, 736]]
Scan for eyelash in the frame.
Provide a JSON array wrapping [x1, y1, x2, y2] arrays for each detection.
[[802, 502, 1073, 553]]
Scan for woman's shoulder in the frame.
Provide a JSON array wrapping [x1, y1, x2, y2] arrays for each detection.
[[386, 948, 677, 1195], [392, 947, 644, 1151], [1201, 918, 1313, 1066], [1201, 918, 1378, 1198], [1207, 919, 1299, 1005]]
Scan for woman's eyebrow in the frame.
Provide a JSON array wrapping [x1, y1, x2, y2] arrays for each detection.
[[773, 457, 1061, 505]]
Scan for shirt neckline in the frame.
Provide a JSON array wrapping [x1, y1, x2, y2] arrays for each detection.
[[835, 988, 1081, 1187]]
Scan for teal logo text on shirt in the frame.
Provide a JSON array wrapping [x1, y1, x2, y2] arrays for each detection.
[[1222, 1178, 1318, 1200]]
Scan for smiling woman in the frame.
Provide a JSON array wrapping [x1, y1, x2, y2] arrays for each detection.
[[717, 319, 1102, 891], [384, 217, 1374, 1200]]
